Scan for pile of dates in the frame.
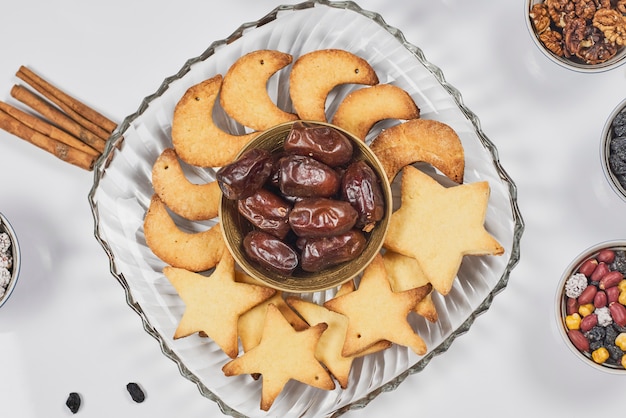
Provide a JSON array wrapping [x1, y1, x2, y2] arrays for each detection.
[[217, 121, 385, 276]]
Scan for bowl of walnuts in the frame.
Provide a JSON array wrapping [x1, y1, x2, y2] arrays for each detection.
[[526, 0, 626, 72]]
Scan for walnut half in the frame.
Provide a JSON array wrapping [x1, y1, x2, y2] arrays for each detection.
[[530, 3, 551, 33], [593, 8, 626, 46], [540, 29, 565, 56]]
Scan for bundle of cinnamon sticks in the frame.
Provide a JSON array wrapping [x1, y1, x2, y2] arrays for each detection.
[[0, 66, 117, 170]]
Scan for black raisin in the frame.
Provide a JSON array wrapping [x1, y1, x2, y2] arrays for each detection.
[[590, 340, 604, 352], [613, 322, 626, 334], [606, 344, 625, 361], [65, 392, 81, 414], [612, 111, 626, 136], [126, 382, 145, 403], [611, 250, 626, 275], [614, 124, 626, 138], [610, 136, 626, 153], [609, 153, 626, 176], [605, 325, 619, 345], [585, 326, 605, 342]]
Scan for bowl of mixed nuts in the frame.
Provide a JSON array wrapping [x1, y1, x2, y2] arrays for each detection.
[[557, 241, 626, 373], [526, 0, 626, 72], [0, 212, 20, 309], [218, 120, 393, 293], [601, 98, 626, 203]]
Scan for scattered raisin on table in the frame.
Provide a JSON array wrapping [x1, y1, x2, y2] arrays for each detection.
[[126, 382, 146, 403], [65, 392, 81, 414]]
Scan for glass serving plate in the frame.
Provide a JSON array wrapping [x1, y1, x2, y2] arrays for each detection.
[[88, 1, 524, 417]]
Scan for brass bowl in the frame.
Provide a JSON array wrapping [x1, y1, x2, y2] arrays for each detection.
[[219, 121, 392, 293]]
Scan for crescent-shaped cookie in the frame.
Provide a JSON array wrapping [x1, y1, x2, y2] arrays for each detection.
[[219, 50, 298, 131], [331, 84, 420, 140], [152, 148, 222, 221], [143, 194, 225, 272], [369, 118, 465, 184], [171, 74, 258, 168], [289, 49, 379, 122]]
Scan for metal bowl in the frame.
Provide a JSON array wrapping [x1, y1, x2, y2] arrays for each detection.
[[525, 0, 626, 73], [219, 121, 393, 293], [601, 98, 626, 203], [556, 240, 626, 374], [0, 212, 20, 308]]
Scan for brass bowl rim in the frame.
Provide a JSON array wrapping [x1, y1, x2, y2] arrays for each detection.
[[219, 120, 392, 293]]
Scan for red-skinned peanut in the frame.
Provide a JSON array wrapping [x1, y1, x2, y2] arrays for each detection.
[[579, 258, 598, 277]]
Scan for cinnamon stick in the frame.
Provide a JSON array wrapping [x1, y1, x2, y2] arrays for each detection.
[[10, 84, 106, 153], [0, 108, 97, 170], [18, 70, 112, 142], [0, 101, 100, 157], [16, 66, 117, 135]]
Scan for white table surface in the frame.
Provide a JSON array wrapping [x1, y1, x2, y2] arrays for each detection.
[[1, 0, 625, 417]]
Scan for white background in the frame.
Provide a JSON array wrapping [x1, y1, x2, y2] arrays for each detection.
[[1, 0, 626, 417]]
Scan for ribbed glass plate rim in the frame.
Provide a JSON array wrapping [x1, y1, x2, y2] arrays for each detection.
[[87, 1, 525, 416]]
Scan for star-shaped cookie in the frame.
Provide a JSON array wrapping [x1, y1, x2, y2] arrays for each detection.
[[382, 250, 438, 322], [222, 304, 335, 411], [383, 165, 504, 295], [164, 251, 276, 358], [286, 296, 390, 389], [324, 254, 430, 357], [235, 271, 308, 353]]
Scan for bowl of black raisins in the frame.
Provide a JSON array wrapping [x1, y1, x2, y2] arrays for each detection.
[[602, 98, 626, 203], [556, 241, 626, 373], [218, 120, 392, 293], [0, 212, 20, 308]]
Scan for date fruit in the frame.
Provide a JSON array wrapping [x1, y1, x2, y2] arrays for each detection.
[[284, 121, 354, 167], [217, 148, 273, 200], [289, 198, 358, 238], [299, 229, 366, 272], [238, 189, 292, 239], [243, 230, 298, 276], [278, 154, 340, 198], [341, 160, 385, 232]]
